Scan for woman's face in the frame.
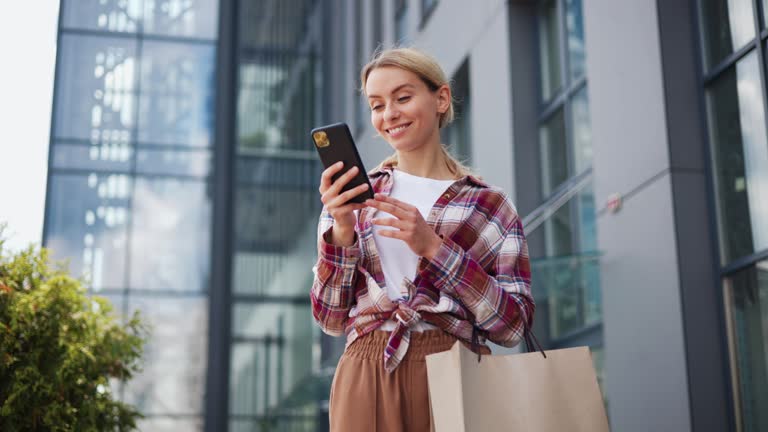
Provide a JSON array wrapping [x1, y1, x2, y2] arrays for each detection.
[[365, 66, 450, 153]]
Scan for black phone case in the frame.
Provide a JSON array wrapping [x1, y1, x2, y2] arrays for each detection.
[[311, 122, 375, 204]]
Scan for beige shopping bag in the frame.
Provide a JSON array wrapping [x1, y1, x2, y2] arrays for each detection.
[[426, 341, 609, 432]]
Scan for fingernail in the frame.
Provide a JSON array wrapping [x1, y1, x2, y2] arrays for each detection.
[[336, 161, 343, 166]]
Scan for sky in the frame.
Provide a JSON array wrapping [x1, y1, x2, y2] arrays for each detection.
[[0, 1, 60, 253]]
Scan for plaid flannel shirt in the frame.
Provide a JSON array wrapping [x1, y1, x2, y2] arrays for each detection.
[[310, 164, 534, 372]]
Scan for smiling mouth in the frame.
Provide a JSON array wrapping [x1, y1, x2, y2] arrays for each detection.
[[386, 123, 412, 136]]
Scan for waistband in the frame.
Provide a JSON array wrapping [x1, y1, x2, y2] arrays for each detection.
[[345, 330, 459, 362]]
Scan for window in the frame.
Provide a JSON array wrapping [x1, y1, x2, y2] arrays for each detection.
[[421, 0, 438, 28], [441, 59, 471, 165], [532, 0, 601, 364], [395, 0, 408, 44], [698, 1, 768, 428]]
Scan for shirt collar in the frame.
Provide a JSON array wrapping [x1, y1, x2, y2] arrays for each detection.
[[368, 162, 490, 188]]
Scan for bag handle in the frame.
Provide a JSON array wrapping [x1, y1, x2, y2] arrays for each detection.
[[470, 315, 547, 362], [523, 319, 547, 359]]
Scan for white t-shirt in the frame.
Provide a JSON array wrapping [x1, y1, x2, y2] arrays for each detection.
[[374, 169, 455, 332]]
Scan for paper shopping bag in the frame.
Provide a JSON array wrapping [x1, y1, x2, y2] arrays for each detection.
[[426, 342, 609, 431]]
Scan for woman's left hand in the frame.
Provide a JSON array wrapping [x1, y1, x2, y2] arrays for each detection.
[[366, 193, 443, 259]]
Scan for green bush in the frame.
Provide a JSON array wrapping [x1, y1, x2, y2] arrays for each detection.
[[0, 234, 148, 431]]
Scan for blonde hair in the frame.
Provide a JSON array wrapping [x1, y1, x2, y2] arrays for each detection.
[[360, 47, 474, 178]]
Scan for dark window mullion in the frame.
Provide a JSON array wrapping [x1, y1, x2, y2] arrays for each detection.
[[703, 42, 759, 84], [538, 75, 586, 122]]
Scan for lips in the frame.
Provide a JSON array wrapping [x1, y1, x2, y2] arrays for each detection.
[[386, 122, 412, 137]]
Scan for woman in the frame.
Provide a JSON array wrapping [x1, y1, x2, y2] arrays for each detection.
[[311, 47, 534, 431]]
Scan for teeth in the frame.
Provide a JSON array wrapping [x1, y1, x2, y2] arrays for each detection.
[[388, 124, 409, 134]]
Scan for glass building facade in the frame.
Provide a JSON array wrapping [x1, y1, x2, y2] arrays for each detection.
[[41, 0, 768, 431], [699, 1, 768, 430]]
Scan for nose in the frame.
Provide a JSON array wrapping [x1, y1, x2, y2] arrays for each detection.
[[383, 104, 400, 122]]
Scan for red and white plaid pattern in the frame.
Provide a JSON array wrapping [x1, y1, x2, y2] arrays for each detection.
[[311, 164, 534, 372]]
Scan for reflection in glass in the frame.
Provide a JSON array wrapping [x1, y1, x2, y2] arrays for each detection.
[[395, 0, 408, 43], [137, 417, 203, 432], [61, 0, 142, 33], [136, 148, 212, 177], [52, 142, 132, 173], [701, 0, 756, 69], [539, 0, 562, 101], [706, 52, 768, 263], [540, 108, 568, 194], [129, 178, 211, 292], [725, 260, 768, 432], [139, 41, 215, 147], [441, 60, 472, 165], [46, 174, 131, 290], [565, 0, 586, 80], [532, 251, 601, 339], [55, 35, 137, 142], [123, 296, 208, 415], [571, 85, 591, 174], [230, 304, 313, 416], [142, 0, 219, 39]]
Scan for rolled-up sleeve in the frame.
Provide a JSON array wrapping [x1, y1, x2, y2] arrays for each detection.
[[310, 208, 362, 336]]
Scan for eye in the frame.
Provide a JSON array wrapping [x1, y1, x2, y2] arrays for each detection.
[[397, 96, 411, 103], [371, 105, 383, 111]]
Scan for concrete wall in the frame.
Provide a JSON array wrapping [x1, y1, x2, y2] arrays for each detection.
[[582, 1, 691, 430]]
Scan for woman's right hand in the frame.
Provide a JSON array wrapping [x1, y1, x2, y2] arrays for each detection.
[[319, 162, 370, 246]]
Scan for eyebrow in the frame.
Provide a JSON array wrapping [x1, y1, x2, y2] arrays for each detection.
[[367, 83, 416, 99]]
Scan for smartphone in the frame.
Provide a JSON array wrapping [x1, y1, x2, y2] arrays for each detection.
[[311, 122, 375, 204]]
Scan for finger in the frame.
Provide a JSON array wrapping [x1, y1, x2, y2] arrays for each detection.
[[371, 217, 406, 229], [374, 193, 418, 212], [330, 183, 369, 207], [328, 166, 360, 196], [328, 183, 369, 209], [332, 202, 366, 214], [320, 161, 345, 190], [375, 228, 405, 240], [365, 198, 409, 219]]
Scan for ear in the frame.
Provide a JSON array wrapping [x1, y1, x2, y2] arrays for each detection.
[[436, 84, 451, 114]]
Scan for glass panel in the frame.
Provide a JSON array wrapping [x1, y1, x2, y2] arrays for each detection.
[[395, 0, 408, 43], [230, 416, 320, 432], [422, 0, 438, 19], [233, 186, 319, 258], [725, 260, 768, 432], [539, 0, 562, 101], [52, 142, 132, 173], [544, 205, 574, 257], [137, 417, 203, 432], [372, 0, 383, 48], [700, 0, 756, 69], [237, 55, 316, 153], [539, 108, 568, 195], [571, 84, 591, 174], [531, 252, 601, 339], [577, 185, 598, 253], [565, 0, 586, 80], [135, 148, 212, 177], [138, 41, 215, 148], [706, 52, 768, 263], [764, 0, 768, 29], [230, 303, 315, 417], [55, 35, 138, 141], [142, 0, 219, 39], [441, 60, 471, 164], [129, 178, 211, 292], [124, 296, 208, 415], [45, 173, 131, 290], [61, 0, 142, 33]]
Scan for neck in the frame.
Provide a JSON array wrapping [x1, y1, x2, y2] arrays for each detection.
[[395, 129, 455, 180]]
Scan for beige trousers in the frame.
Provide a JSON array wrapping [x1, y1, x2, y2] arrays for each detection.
[[328, 330, 458, 432]]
